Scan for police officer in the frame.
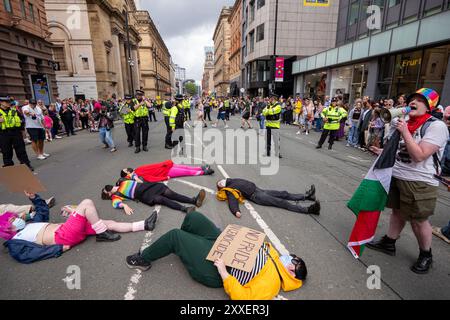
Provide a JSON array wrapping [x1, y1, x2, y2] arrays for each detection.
[[224, 97, 230, 121], [132, 90, 150, 153], [119, 95, 135, 148], [262, 93, 282, 158], [163, 97, 173, 149], [183, 95, 191, 121], [169, 95, 185, 149], [316, 97, 347, 150], [0, 96, 33, 171]]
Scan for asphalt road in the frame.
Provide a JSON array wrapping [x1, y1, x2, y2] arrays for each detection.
[[1, 111, 449, 300]]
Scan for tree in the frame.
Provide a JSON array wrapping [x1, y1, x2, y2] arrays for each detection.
[[185, 82, 197, 96]]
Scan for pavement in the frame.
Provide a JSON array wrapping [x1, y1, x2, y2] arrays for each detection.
[[0, 112, 449, 300]]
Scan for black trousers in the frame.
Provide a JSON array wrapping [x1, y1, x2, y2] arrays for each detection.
[[125, 123, 135, 144], [138, 187, 195, 212], [0, 130, 31, 167], [249, 188, 308, 214], [62, 119, 75, 136], [318, 129, 337, 147], [184, 109, 191, 121], [266, 128, 280, 156], [164, 116, 172, 147], [80, 117, 89, 130], [225, 109, 230, 120], [149, 112, 157, 122], [204, 107, 212, 121], [134, 118, 149, 148]]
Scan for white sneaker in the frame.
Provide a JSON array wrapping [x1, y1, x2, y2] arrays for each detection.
[[296, 131, 301, 135], [346, 144, 351, 147], [24, 138, 32, 144], [225, 125, 229, 129], [55, 135, 62, 139], [305, 132, 309, 135], [43, 153, 50, 157], [37, 155, 46, 160]]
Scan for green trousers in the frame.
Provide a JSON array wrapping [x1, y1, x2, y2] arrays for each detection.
[[141, 211, 223, 288]]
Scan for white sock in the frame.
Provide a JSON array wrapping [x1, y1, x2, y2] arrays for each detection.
[[92, 220, 108, 234], [132, 221, 145, 232]]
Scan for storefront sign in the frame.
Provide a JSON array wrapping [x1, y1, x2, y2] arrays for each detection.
[[401, 58, 422, 68], [206, 225, 266, 272], [304, 0, 329, 7], [275, 57, 285, 83]]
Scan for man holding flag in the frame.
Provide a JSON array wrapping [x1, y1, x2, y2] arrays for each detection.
[[347, 88, 448, 275]]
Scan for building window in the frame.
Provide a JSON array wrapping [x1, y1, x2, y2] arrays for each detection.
[[249, 30, 255, 53], [388, 0, 400, 7], [29, 3, 35, 22], [3, 0, 12, 13], [257, 0, 265, 9], [20, 0, 26, 18], [249, 1, 255, 23], [52, 46, 67, 71], [348, 1, 360, 26], [256, 23, 264, 42], [82, 57, 89, 70]]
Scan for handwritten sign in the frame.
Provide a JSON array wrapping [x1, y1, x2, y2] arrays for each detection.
[[0, 165, 46, 194], [206, 225, 266, 273]]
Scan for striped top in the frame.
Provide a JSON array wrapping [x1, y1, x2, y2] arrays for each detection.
[[111, 180, 137, 209], [230, 243, 268, 286]]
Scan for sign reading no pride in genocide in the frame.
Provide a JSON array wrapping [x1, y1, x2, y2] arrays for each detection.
[[206, 225, 266, 273]]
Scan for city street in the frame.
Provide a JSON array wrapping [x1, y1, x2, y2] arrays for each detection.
[[1, 113, 449, 300]]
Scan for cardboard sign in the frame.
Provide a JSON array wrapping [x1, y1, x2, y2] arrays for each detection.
[[206, 225, 266, 273], [0, 165, 46, 194]]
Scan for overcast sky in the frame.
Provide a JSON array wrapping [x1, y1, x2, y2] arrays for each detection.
[[137, 0, 235, 83]]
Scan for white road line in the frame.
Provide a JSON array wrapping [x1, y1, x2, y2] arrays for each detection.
[[174, 179, 216, 194]]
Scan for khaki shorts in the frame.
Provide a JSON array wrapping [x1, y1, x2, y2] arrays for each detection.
[[387, 177, 438, 222]]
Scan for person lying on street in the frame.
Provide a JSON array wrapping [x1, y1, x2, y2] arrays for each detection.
[[119, 160, 214, 184], [0, 195, 56, 220], [216, 178, 320, 217], [102, 179, 206, 215], [1, 192, 158, 264], [125, 211, 307, 300]]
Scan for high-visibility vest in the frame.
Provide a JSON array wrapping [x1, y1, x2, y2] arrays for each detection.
[[224, 100, 230, 109], [169, 104, 180, 129], [262, 102, 282, 129], [321, 106, 347, 130], [0, 108, 21, 131], [182, 99, 191, 109], [133, 98, 149, 118], [162, 101, 171, 117], [119, 103, 135, 124]]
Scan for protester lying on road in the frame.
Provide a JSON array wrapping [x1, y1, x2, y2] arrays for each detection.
[[102, 180, 206, 215], [0, 196, 56, 220], [216, 178, 320, 217], [119, 160, 214, 184], [126, 211, 306, 300], [1, 192, 158, 264]]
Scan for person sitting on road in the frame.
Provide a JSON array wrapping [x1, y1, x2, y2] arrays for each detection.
[[125, 211, 307, 300], [119, 160, 214, 184], [215, 178, 320, 218], [1, 192, 158, 264], [101, 180, 206, 215]]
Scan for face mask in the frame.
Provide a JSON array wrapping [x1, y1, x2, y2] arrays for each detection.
[[218, 180, 226, 188], [279, 255, 293, 269], [12, 218, 26, 231]]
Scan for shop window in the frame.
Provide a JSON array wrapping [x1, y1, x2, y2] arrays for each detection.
[[351, 64, 368, 102], [418, 44, 450, 96], [3, 0, 12, 13], [391, 50, 422, 98]]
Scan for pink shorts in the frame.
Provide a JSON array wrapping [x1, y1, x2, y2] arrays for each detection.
[[54, 212, 96, 247]]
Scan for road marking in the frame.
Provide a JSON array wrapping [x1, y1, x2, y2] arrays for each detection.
[[348, 155, 371, 162], [174, 179, 216, 194]]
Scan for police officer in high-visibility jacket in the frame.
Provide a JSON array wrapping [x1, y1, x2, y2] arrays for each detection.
[[119, 95, 135, 148], [182, 95, 191, 121], [163, 98, 174, 149], [224, 98, 230, 121], [262, 93, 283, 158], [132, 90, 150, 153], [169, 95, 185, 150], [0, 96, 33, 171], [316, 97, 348, 150]]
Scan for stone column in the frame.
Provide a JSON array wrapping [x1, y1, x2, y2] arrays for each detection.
[[120, 40, 131, 95], [111, 27, 124, 98], [131, 46, 140, 92]]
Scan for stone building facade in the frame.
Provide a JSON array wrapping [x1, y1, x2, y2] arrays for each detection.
[[0, 0, 58, 102], [134, 10, 171, 99], [228, 0, 242, 97], [213, 7, 232, 97], [202, 46, 214, 95]]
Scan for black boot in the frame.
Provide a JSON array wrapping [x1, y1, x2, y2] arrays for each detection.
[[316, 145, 322, 149], [306, 201, 321, 216], [126, 253, 152, 271], [328, 144, 333, 150], [144, 211, 158, 231], [128, 142, 133, 147], [143, 146, 149, 152], [96, 230, 121, 242], [195, 190, 206, 207], [135, 147, 141, 154], [411, 249, 433, 274], [366, 235, 397, 256], [165, 144, 173, 149], [306, 185, 316, 201]]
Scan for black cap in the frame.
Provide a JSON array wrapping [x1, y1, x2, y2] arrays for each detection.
[[269, 93, 279, 98], [165, 101, 173, 108], [164, 93, 172, 97], [124, 94, 133, 100], [0, 96, 11, 103], [29, 99, 37, 104], [175, 94, 184, 101], [135, 90, 145, 96]]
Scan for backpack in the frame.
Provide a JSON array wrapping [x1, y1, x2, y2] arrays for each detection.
[[175, 108, 185, 129], [420, 117, 449, 175]]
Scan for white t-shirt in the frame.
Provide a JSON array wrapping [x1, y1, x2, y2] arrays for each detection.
[[22, 105, 44, 129], [13, 223, 48, 243], [393, 120, 449, 186]]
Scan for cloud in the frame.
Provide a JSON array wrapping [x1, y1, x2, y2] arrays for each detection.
[[139, 0, 235, 82]]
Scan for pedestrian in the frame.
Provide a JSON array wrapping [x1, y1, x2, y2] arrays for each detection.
[[132, 90, 150, 153], [316, 97, 347, 150], [22, 99, 49, 160], [367, 88, 449, 274], [263, 94, 282, 158], [60, 103, 76, 137], [119, 95, 136, 148], [163, 99, 174, 149], [48, 104, 62, 140], [0, 96, 33, 170], [79, 103, 89, 130], [212, 99, 229, 128], [125, 211, 307, 301], [43, 110, 53, 142], [240, 99, 252, 129], [367, 108, 385, 149], [149, 100, 157, 122], [95, 105, 116, 153], [357, 99, 373, 150], [196, 101, 207, 128], [204, 98, 213, 122], [347, 99, 362, 147], [303, 100, 315, 135], [183, 95, 192, 121], [314, 100, 324, 132]]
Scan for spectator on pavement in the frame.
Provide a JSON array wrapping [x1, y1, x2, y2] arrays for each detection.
[[22, 99, 49, 160]]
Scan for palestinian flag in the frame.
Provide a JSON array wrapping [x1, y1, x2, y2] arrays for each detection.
[[347, 131, 401, 259]]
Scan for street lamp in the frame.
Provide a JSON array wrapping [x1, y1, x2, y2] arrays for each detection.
[[125, 8, 135, 94], [271, 0, 279, 95], [152, 46, 160, 97]]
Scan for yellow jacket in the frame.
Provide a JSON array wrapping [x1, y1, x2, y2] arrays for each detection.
[[223, 243, 303, 300], [216, 188, 245, 203]]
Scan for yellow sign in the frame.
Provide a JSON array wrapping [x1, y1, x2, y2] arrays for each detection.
[[401, 58, 422, 68], [304, 0, 330, 6]]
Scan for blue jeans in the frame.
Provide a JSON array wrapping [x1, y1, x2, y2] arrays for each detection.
[[259, 115, 265, 129], [347, 123, 359, 146], [99, 127, 115, 148], [442, 221, 450, 238], [314, 118, 323, 132]]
